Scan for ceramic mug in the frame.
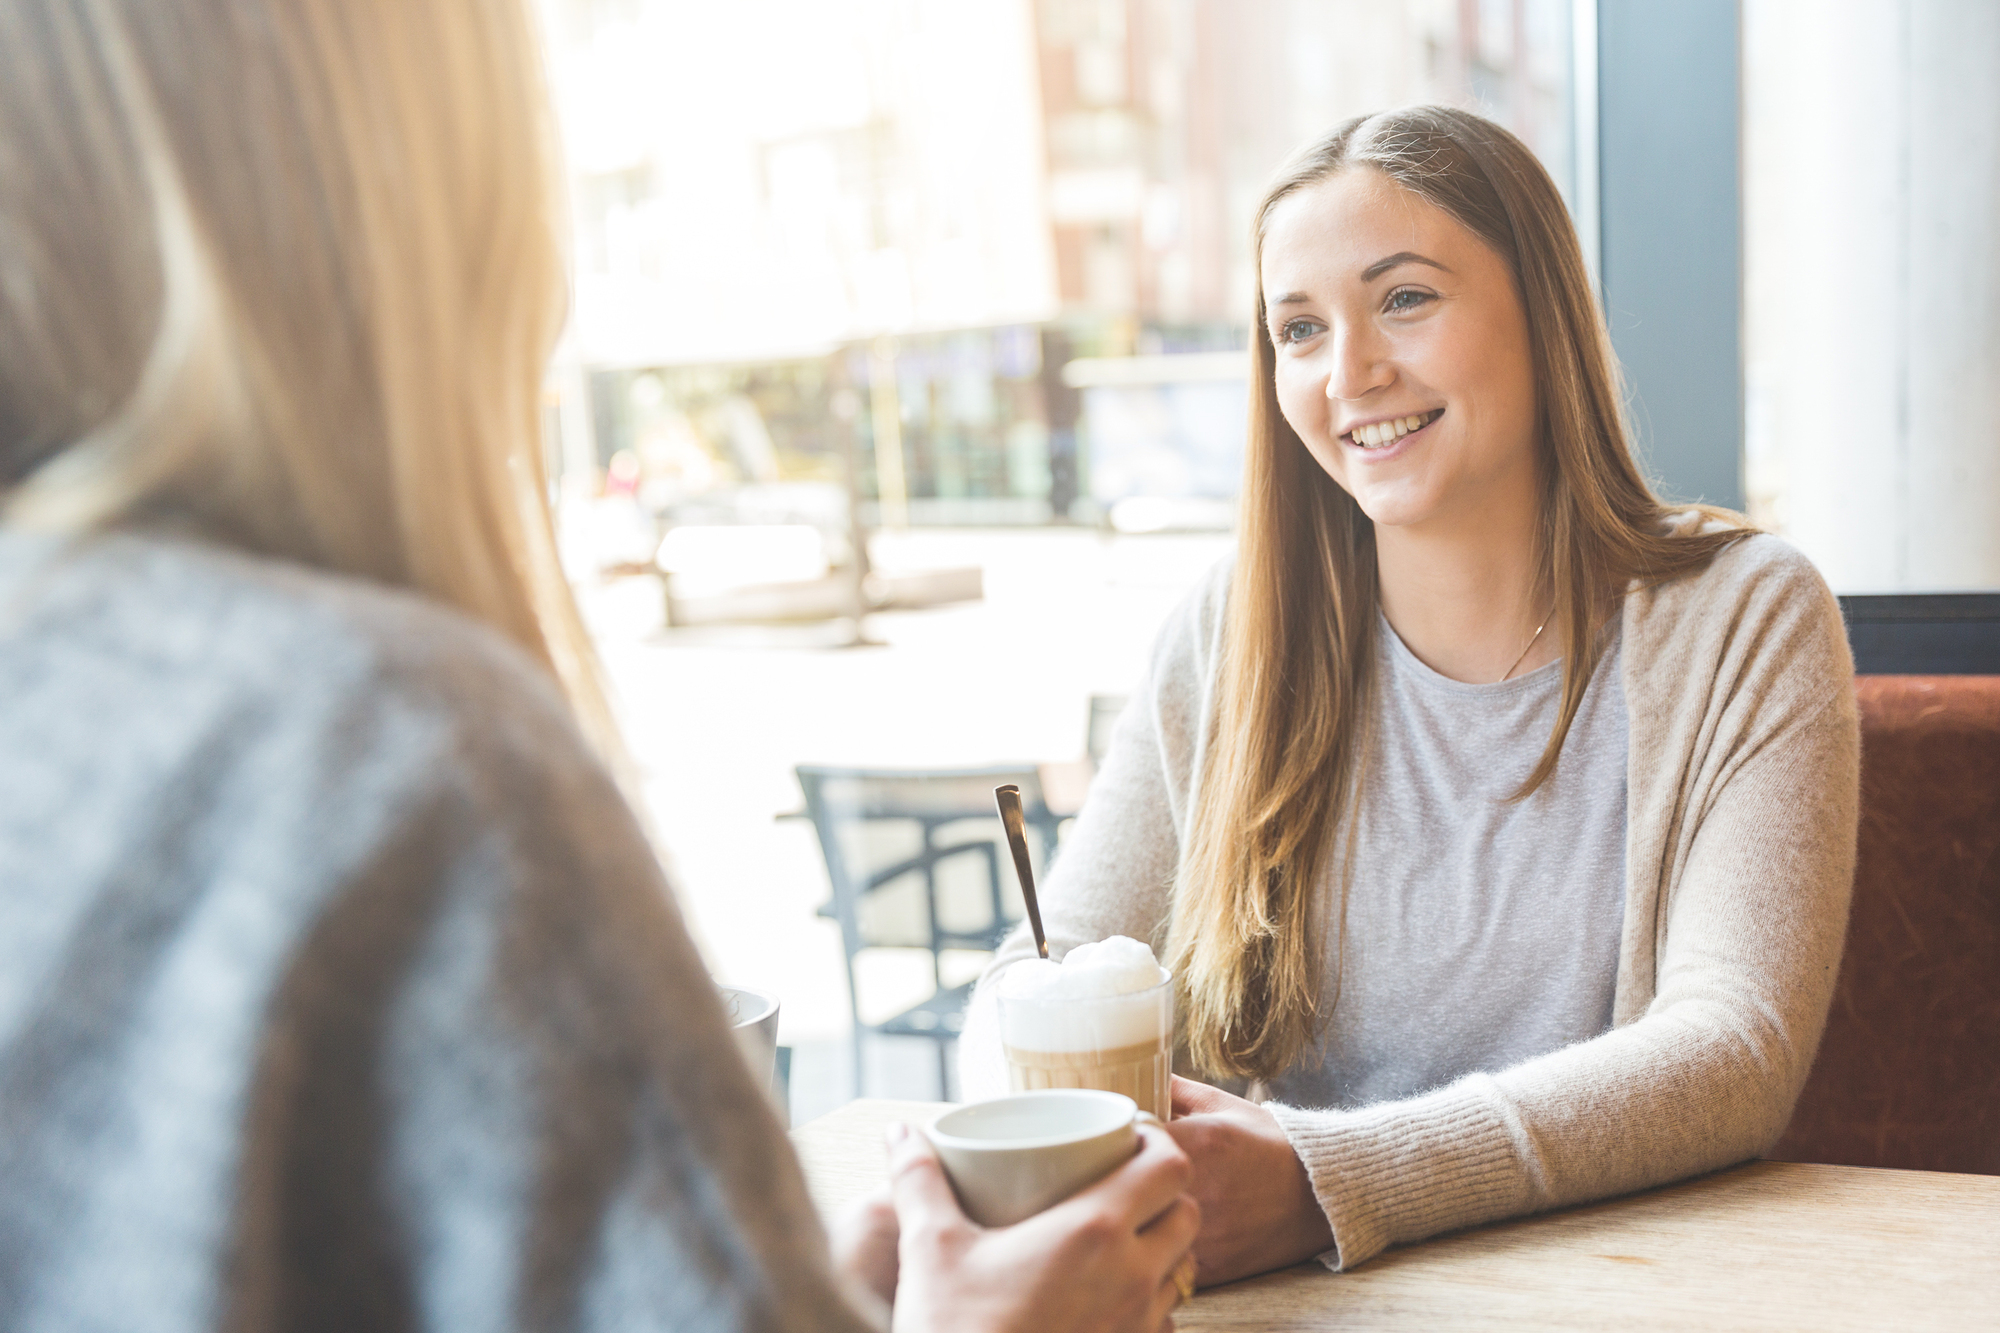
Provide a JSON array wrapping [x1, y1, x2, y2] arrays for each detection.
[[718, 984, 781, 1101], [924, 1088, 1146, 1228]]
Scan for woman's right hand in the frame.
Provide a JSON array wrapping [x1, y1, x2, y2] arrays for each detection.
[[884, 1119, 1199, 1333]]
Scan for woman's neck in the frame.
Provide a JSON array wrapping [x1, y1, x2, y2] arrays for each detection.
[[1374, 501, 1556, 684]]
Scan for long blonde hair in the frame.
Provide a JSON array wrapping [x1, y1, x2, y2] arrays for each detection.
[[0, 0, 617, 754], [1165, 106, 1748, 1080]]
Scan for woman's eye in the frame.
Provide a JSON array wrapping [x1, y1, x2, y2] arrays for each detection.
[[1384, 287, 1435, 313], [1277, 318, 1324, 345]]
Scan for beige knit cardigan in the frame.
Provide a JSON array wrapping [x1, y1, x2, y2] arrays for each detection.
[[960, 529, 1861, 1271]]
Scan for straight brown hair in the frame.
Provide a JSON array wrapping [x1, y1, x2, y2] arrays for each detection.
[[1164, 106, 1748, 1080]]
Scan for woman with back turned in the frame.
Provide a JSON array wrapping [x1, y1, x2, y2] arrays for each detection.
[[963, 106, 1859, 1283], [0, 3, 1196, 1330]]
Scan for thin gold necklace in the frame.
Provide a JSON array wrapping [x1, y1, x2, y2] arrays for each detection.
[[1497, 610, 1551, 683]]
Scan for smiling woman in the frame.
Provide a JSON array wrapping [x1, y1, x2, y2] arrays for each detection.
[[963, 105, 1861, 1284]]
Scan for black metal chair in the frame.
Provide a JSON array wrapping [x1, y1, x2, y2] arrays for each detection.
[[793, 764, 1062, 1098]]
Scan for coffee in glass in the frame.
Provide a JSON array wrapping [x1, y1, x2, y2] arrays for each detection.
[[996, 936, 1173, 1120]]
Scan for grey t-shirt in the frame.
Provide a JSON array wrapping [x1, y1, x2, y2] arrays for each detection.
[[1263, 615, 1629, 1110], [0, 530, 873, 1333]]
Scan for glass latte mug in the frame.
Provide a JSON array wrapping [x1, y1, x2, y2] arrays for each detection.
[[998, 974, 1174, 1121]]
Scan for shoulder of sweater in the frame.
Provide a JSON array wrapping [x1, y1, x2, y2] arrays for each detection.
[[1627, 527, 1840, 636], [1622, 526, 1855, 704], [15, 531, 588, 780], [1145, 553, 1235, 701]]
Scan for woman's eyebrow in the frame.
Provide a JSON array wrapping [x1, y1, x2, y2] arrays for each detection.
[[1362, 250, 1451, 281]]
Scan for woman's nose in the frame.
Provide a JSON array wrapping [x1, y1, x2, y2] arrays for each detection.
[[1326, 326, 1391, 402]]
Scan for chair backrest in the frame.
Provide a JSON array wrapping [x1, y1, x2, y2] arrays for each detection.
[[1768, 675, 2000, 1175], [795, 765, 1060, 969]]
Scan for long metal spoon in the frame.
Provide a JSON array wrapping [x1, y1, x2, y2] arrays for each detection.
[[993, 784, 1049, 959]]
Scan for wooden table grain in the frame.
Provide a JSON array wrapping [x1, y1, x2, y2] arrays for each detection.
[[792, 1099, 2000, 1330]]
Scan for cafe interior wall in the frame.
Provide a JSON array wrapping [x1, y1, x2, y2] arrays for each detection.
[[1744, 0, 2000, 593]]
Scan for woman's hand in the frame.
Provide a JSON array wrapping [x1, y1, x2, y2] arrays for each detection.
[[831, 1186, 900, 1310], [1165, 1076, 1334, 1287], [883, 1119, 1199, 1333]]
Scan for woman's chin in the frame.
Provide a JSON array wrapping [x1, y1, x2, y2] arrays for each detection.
[[1348, 485, 1446, 531]]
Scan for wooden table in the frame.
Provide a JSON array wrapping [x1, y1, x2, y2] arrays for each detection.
[[793, 1100, 2000, 1330]]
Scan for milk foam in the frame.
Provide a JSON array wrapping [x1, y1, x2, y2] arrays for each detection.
[[998, 935, 1170, 1053]]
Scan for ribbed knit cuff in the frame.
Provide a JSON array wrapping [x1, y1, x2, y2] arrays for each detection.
[[1266, 1076, 1530, 1271]]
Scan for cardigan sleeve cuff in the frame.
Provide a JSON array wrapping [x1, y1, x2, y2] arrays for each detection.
[[1266, 1075, 1534, 1271]]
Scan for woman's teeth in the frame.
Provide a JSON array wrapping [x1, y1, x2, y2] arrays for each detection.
[[1350, 410, 1440, 448]]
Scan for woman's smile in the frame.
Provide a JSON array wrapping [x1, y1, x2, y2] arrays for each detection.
[[1341, 407, 1446, 458]]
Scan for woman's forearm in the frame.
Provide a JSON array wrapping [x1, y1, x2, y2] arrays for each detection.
[[1269, 695, 1857, 1270]]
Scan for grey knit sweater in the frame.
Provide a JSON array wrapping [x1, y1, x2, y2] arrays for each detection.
[[0, 530, 873, 1333]]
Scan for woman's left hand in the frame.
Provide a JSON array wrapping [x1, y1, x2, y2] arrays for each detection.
[[1165, 1075, 1334, 1287]]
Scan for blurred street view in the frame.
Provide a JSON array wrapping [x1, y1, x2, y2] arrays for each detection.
[[579, 529, 1232, 1120], [532, 0, 1576, 545]]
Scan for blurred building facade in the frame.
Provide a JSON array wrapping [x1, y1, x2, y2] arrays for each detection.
[[1035, 0, 1575, 333], [534, 0, 1576, 540]]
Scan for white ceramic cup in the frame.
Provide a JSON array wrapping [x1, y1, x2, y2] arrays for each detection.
[[718, 984, 781, 1099], [924, 1088, 1146, 1228]]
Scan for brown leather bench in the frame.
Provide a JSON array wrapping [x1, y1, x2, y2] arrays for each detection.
[[1768, 676, 2000, 1175]]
